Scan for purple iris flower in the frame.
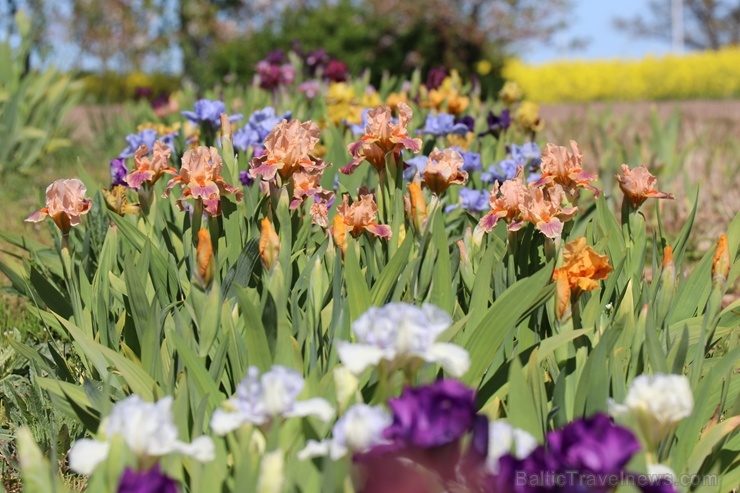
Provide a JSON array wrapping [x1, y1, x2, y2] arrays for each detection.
[[451, 147, 482, 173], [120, 128, 158, 158], [305, 49, 330, 75], [403, 155, 428, 180], [420, 113, 470, 137], [325, 59, 349, 82], [444, 188, 489, 213], [117, 465, 178, 493], [110, 158, 129, 187], [265, 49, 285, 65], [233, 126, 261, 152], [511, 142, 541, 168], [383, 380, 477, 449], [481, 159, 518, 184], [493, 414, 647, 493], [239, 170, 254, 187], [456, 116, 476, 133], [479, 109, 511, 139], [181, 99, 242, 129], [426, 67, 448, 90]]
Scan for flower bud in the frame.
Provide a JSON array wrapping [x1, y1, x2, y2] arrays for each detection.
[[259, 217, 280, 271], [257, 449, 284, 493], [196, 228, 215, 288], [407, 180, 428, 232], [220, 113, 232, 140], [332, 214, 347, 257], [712, 234, 730, 284]]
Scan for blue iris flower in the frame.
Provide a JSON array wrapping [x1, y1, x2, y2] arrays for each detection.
[[182, 99, 243, 128], [420, 113, 470, 137]]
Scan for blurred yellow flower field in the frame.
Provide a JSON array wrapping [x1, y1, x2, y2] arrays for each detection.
[[503, 46, 740, 103]]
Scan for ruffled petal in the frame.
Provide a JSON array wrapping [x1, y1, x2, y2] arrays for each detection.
[[424, 343, 471, 377], [210, 408, 250, 435], [337, 342, 389, 375], [284, 398, 335, 422], [68, 438, 111, 475]]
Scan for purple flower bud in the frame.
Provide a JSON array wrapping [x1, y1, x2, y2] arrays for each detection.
[[265, 49, 285, 65], [479, 109, 511, 139], [384, 380, 476, 449], [117, 465, 178, 493]]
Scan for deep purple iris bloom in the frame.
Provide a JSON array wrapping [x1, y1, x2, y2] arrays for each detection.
[[444, 188, 489, 213], [182, 99, 242, 129], [110, 158, 129, 187], [305, 49, 330, 74], [426, 67, 448, 90], [117, 465, 178, 493], [420, 113, 470, 137], [456, 115, 476, 133], [479, 109, 511, 139], [325, 59, 349, 82], [120, 128, 158, 158], [384, 380, 477, 449], [493, 414, 650, 493], [239, 170, 254, 187], [265, 49, 285, 65]]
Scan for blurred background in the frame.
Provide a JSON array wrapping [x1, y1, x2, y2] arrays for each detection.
[[2, 0, 738, 101]]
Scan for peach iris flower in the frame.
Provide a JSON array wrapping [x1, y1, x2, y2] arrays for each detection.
[[342, 102, 422, 174], [422, 147, 468, 195], [164, 146, 243, 216], [615, 164, 674, 208], [290, 168, 330, 210], [554, 237, 612, 293], [26, 179, 92, 235], [477, 167, 527, 233], [517, 184, 578, 239], [334, 192, 391, 241], [125, 142, 176, 189], [534, 140, 597, 196], [250, 119, 326, 182], [309, 193, 333, 228]]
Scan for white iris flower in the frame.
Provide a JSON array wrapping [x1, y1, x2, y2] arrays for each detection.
[[68, 395, 214, 475], [210, 366, 334, 435], [298, 404, 392, 460], [337, 303, 470, 377]]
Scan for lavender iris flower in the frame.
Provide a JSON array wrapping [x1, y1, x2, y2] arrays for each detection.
[[444, 188, 489, 213], [182, 99, 242, 129], [451, 147, 482, 173], [383, 380, 476, 449], [248, 107, 291, 141], [110, 158, 129, 187], [403, 155, 428, 180], [511, 142, 541, 168], [120, 128, 158, 158], [233, 126, 261, 152], [420, 113, 469, 137], [481, 159, 518, 184], [117, 465, 178, 493]]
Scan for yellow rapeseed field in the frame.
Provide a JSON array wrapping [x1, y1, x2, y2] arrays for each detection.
[[502, 46, 740, 103]]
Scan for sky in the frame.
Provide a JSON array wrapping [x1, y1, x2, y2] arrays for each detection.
[[522, 0, 675, 64]]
